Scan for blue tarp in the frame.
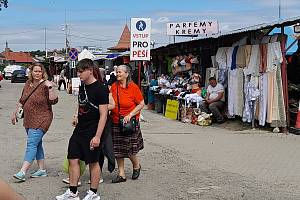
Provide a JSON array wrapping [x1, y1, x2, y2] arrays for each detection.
[[106, 53, 121, 59]]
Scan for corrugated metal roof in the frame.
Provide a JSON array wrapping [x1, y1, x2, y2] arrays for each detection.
[[216, 15, 300, 37], [153, 16, 300, 50]]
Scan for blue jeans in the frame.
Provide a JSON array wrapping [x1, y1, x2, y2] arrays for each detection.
[[24, 128, 45, 162]]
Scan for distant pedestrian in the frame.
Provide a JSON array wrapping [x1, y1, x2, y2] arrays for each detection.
[[56, 59, 108, 200], [58, 68, 66, 90], [110, 65, 145, 183], [11, 63, 58, 182], [107, 65, 117, 88]]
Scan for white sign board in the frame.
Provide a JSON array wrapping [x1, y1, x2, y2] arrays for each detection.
[[71, 61, 76, 69], [71, 77, 81, 96], [167, 21, 219, 36], [130, 18, 151, 61]]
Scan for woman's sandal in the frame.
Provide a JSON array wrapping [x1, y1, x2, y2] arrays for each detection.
[[132, 164, 141, 180], [112, 175, 127, 183]]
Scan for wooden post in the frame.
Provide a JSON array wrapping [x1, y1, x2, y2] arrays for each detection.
[[138, 61, 141, 88]]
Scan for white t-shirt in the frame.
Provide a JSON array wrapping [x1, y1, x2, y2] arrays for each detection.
[[207, 83, 224, 101], [59, 69, 65, 80]]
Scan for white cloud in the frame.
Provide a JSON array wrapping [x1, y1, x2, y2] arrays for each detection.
[[155, 17, 170, 23], [155, 10, 231, 18]]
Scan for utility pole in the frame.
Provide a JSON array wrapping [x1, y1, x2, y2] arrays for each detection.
[[44, 27, 47, 58], [278, 0, 282, 20], [64, 9, 68, 58]]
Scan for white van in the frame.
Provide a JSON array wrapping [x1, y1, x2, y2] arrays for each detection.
[[4, 65, 24, 79]]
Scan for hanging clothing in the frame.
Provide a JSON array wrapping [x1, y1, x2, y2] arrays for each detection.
[[235, 68, 244, 117], [226, 47, 234, 69], [261, 36, 271, 44], [227, 68, 244, 117], [236, 45, 246, 68], [242, 77, 260, 123], [270, 34, 279, 43], [244, 45, 260, 76], [217, 69, 227, 87], [231, 46, 239, 70], [216, 47, 228, 70], [227, 69, 236, 117], [245, 45, 252, 68], [270, 66, 286, 127], [259, 44, 268, 73], [266, 71, 275, 124], [258, 73, 268, 126], [266, 42, 283, 72]]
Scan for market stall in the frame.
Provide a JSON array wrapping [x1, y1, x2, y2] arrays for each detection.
[[149, 16, 300, 133]]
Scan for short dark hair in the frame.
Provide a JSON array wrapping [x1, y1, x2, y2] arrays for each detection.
[[76, 58, 95, 70], [209, 77, 216, 81]]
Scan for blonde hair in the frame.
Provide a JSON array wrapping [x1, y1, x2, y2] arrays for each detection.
[[28, 63, 48, 82]]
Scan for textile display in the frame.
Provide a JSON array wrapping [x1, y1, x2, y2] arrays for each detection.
[[215, 39, 287, 128]]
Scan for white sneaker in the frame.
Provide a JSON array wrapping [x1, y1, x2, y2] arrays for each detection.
[[82, 190, 100, 200], [56, 189, 80, 200]]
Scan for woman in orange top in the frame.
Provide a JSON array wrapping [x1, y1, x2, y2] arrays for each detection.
[[110, 65, 145, 183]]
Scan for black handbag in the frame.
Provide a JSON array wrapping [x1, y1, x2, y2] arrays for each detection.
[[117, 84, 137, 135]]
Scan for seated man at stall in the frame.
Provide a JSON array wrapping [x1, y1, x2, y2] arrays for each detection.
[[200, 77, 225, 124]]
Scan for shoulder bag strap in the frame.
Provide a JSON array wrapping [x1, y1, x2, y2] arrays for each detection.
[[117, 83, 121, 120], [22, 80, 46, 107], [82, 83, 99, 110]]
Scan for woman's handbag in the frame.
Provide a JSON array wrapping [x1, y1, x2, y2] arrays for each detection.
[[117, 84, 137, 135], [16, 80, 46, 119], [119, 116, 137, 135]]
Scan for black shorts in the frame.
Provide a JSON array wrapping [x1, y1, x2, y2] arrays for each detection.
[[67, 133, 100, 165]]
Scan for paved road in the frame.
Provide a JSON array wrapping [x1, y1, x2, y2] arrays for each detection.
[[0, 80, 300, 200]]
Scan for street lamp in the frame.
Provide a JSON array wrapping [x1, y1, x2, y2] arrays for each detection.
[[0, 0, 8, 11]]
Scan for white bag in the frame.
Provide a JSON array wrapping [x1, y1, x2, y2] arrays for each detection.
[[16, 107, 24, 119]]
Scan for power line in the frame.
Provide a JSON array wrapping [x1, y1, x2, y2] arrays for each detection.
[[0, 29, 44, 35], [7, 42, 63, 45]]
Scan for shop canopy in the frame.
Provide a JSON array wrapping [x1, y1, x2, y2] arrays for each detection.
[[78, 49, 96, 61], [106, 53, 121, 59]]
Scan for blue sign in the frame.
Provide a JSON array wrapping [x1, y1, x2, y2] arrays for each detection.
[[136, 20, 146, 31], [68, 48, 78, 61]]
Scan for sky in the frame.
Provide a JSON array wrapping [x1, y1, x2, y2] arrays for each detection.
[[0, 0, 300, 52]]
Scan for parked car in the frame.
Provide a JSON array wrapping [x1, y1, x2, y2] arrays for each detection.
[[4, 65, 25, 79], [11, 70, 27, 83]]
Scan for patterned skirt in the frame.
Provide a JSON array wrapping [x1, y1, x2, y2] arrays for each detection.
[[111, 123, 144, 158]]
